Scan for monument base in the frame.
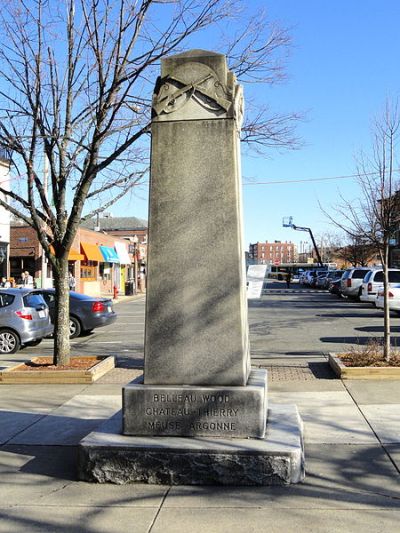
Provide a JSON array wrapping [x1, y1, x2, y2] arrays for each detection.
[[123, 369, 267, 438], [78, 404, 305, 486]]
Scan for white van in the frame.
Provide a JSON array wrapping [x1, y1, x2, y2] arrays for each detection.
[[340, 267, 371, 299], [360, 268, 400, 303]]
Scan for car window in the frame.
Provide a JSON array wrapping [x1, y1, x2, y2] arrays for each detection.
[[40, 292, 55, 304], [388, 271, 400, 282], [23, 294, 46, 307], [342, 270, 351, 279], [0, 293, 14, 308], [364, 271, 373, 282], [373, 271, 383, 282], [353, 270, 370, 279]]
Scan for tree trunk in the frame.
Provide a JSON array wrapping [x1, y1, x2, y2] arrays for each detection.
[[52, 258, 71, 366], [383, 243, 391, 362]]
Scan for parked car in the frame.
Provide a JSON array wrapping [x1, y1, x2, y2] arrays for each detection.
[[317, 270, 345, 290], [360, 269, 400, 304], [33, 289, 117, 338], [302, 270, 318, 286], [299, 271, 309, 285], [312, 270, 329, 288], [329, 278, 342, 296], [0, 288, 53, 354], [308, 269, 330, 288], [340, 267, 371, 299], [376, 286, 400, 314]]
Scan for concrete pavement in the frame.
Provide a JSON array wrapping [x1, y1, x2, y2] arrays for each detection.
[[0, 286, 399, 532]]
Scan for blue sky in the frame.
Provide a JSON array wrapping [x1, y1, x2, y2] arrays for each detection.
[[126, 0, 400, 250]]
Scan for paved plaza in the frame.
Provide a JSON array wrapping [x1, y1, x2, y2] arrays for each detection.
[[0, 288, 399, 532]]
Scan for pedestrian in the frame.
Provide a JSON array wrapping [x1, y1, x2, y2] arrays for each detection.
[[68, 271, 76, 291], [24, 271, 34, 288], [0, 277, 10, 288], [286, 271, 292, 288]]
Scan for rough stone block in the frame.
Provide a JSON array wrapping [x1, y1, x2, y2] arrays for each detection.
[[78, 403, 305, 486]]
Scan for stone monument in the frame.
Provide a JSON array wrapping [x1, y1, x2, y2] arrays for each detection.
[[79, 50, 304, 486]]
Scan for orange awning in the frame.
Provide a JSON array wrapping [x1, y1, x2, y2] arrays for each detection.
[[80, 242, 103, 262], [68, 249, 85, 261]]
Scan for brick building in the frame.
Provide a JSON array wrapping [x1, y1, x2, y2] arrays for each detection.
[[9, 224, 139, 296], [248, 241, 297, 265], [81, 216, 148, 287]]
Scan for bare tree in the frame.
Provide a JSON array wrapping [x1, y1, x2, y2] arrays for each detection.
[[334, 237, 378, 267], [323, 100, 400, 361], [0, 0, 301, 365]]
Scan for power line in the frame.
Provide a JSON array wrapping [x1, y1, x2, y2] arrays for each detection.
[[243, 169, 400, 186]]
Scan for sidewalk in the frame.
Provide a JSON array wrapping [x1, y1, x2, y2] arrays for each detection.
[[0, 308, 399, 531], [105, 292, 146, 305]]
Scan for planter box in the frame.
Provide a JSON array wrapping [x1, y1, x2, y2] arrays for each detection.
[[0, 356, 115, 384], [329, 353, 400, 380]]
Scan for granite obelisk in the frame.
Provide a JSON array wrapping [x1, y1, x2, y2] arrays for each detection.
[[144, 50, 250, 386], [123, 50, 267, 439], [79, 51, 304, 485]]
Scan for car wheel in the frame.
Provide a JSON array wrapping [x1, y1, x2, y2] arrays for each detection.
[[0, 329, 21, 354], [25, 339, 42, 347], [69, 316, 82, 339]]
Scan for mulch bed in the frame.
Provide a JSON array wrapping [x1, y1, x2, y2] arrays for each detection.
[[13, 356, 101, 372], [338, 353, 400, 367]]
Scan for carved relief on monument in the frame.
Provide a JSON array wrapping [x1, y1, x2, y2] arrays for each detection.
[[152, 60, 241, 122]]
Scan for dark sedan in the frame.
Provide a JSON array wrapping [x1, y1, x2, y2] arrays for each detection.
[[33, 289, 117, 338]]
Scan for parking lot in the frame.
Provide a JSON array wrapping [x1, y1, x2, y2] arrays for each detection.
[[250, 279, 400, 372]]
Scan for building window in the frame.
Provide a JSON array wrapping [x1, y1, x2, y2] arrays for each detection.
[[80, 260, 96, 280]]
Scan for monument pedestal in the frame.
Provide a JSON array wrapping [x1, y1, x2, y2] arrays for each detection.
[[123, 369, 267, 438], [79, 403, 304, 486]]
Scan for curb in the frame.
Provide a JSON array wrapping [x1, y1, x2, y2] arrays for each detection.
[[112, 293, 146, 305]]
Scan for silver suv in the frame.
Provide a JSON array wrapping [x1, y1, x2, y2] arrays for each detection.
[[340, 267, 371, 299], [0, 289, 53, 354]]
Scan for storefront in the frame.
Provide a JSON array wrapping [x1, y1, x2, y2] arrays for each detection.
[[80, 241, 104, 296], [99, 245, 120, 294], [114, 241, 133, 294]]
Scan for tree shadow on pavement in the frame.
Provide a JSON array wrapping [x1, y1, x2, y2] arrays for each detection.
[[319, 312, 383, 319], [355, 325, 400, 333], [320, 336, 400, 346]]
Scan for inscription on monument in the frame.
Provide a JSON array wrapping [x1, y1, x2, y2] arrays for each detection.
[[123, 375, 267, 438], [144, 393, 238, 433]]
